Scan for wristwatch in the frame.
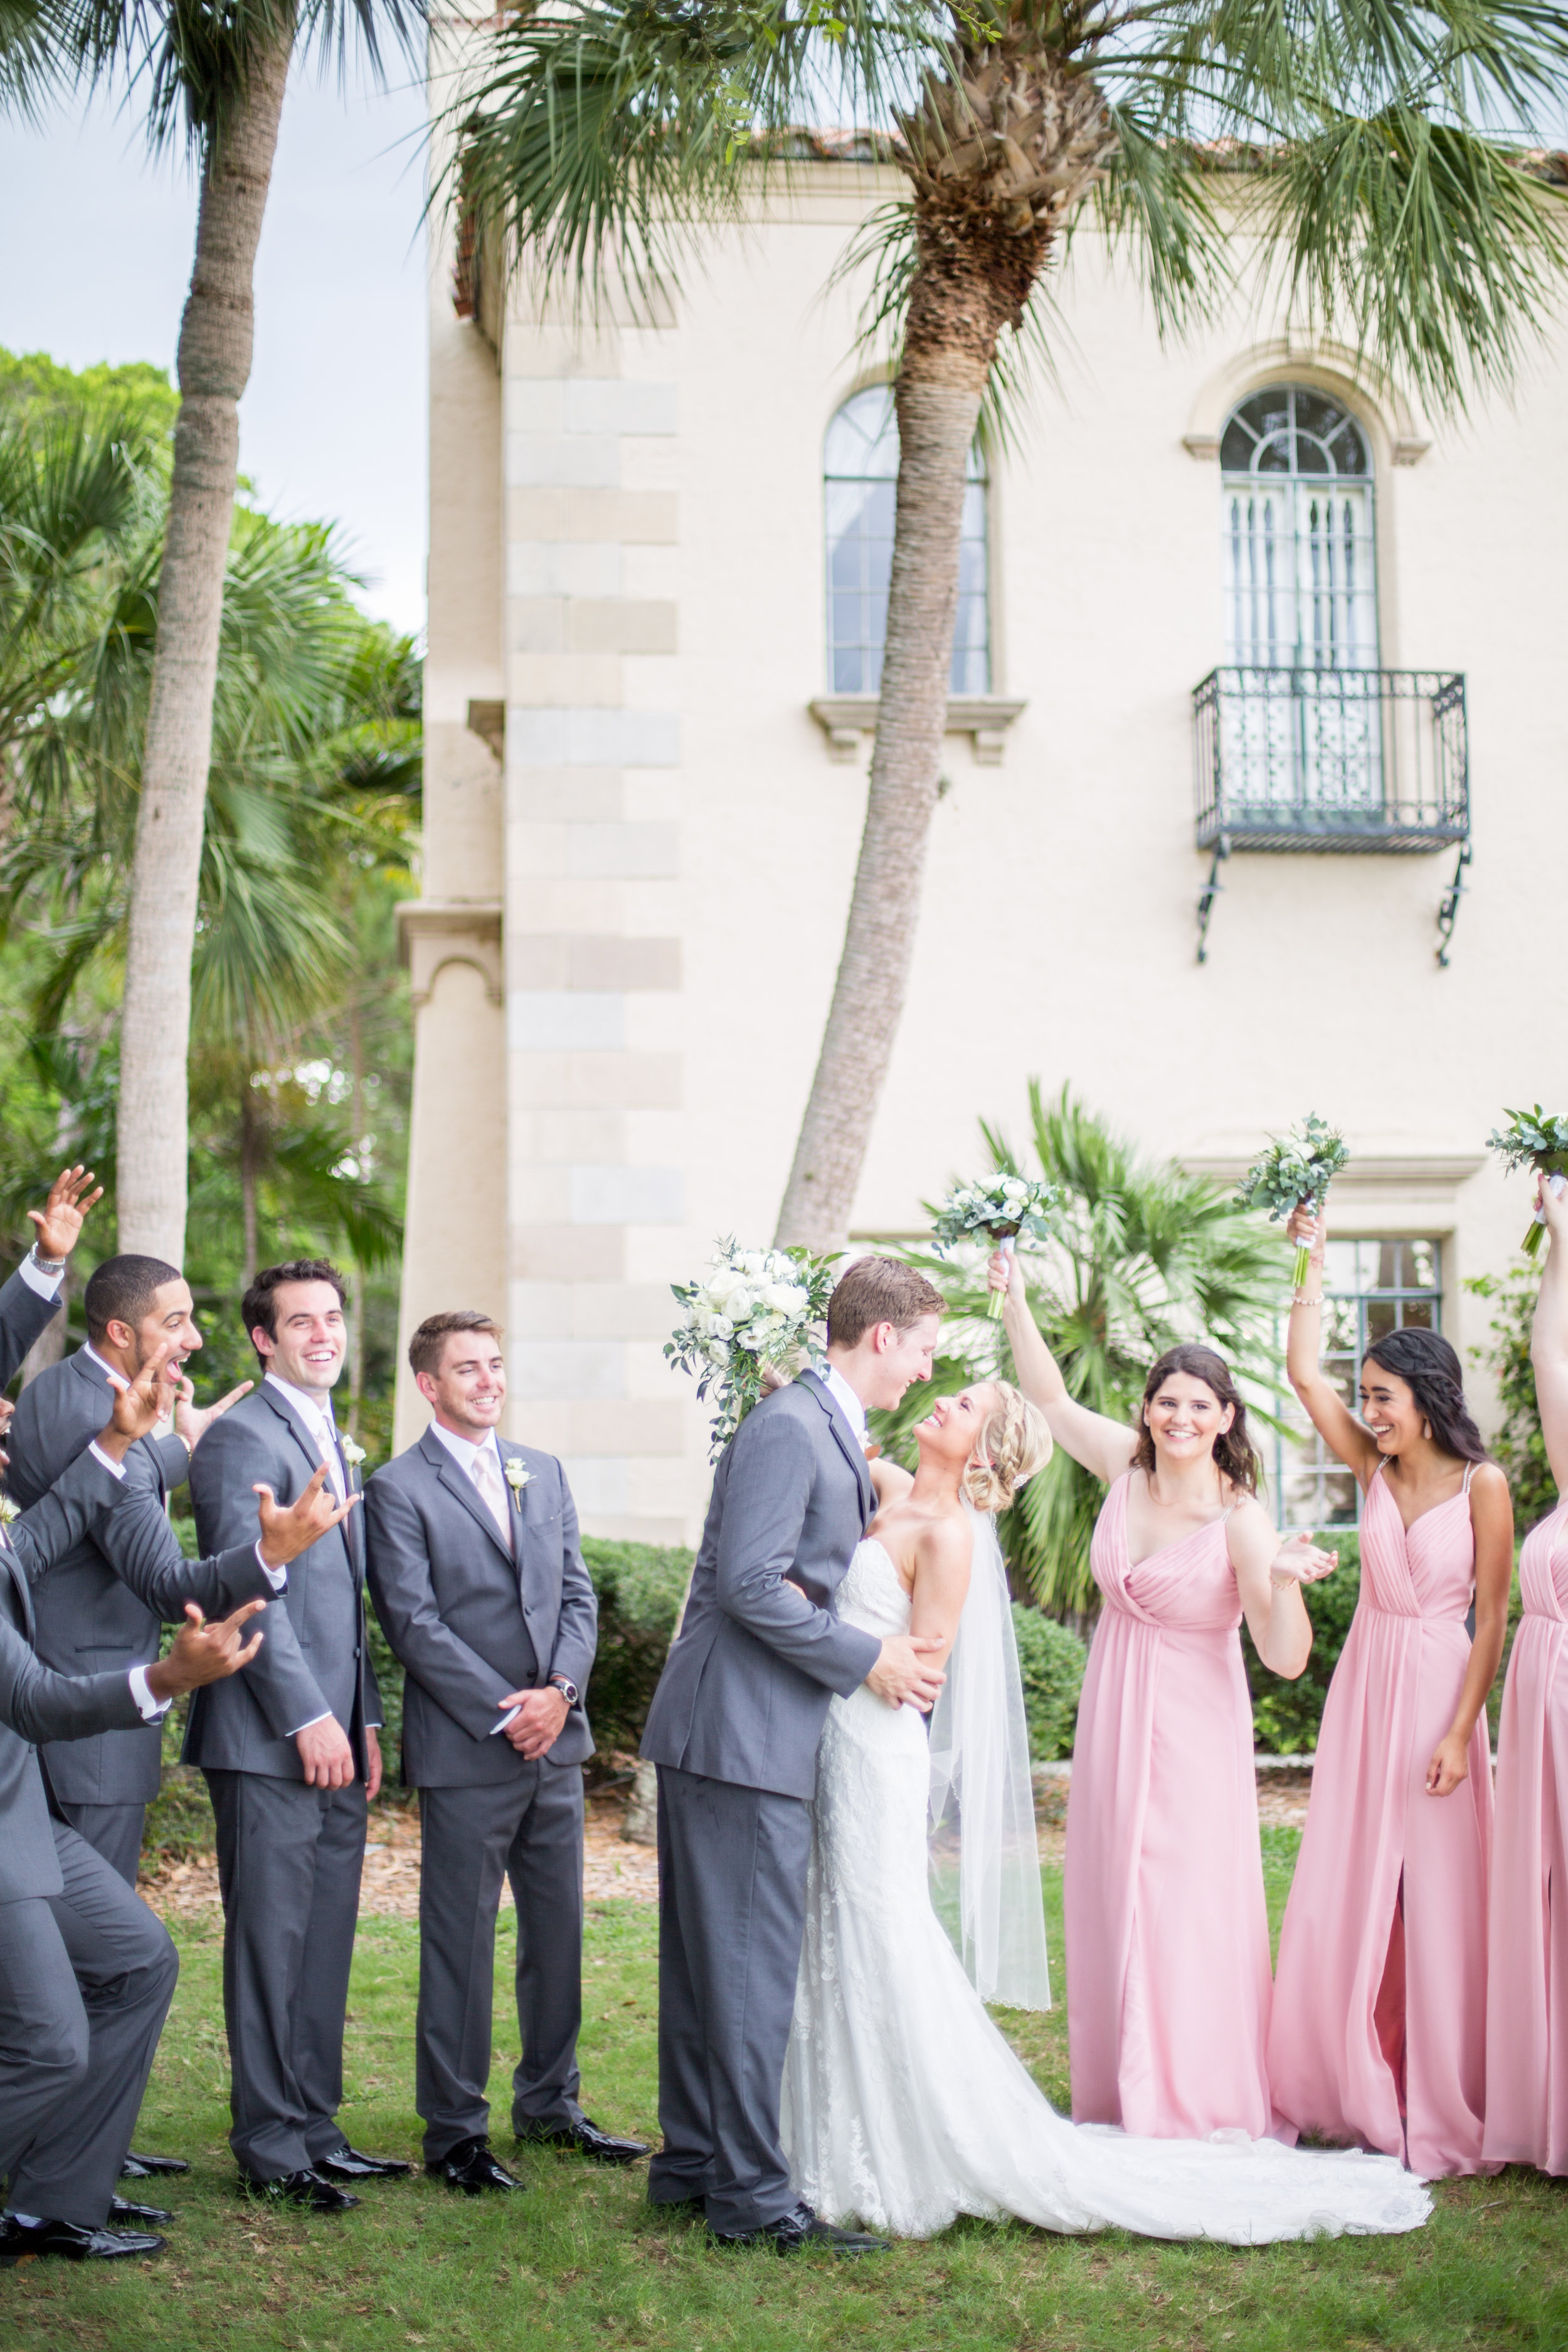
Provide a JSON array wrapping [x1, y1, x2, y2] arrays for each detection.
[[28, 1244, 66, 1275], [548, 1675, 579, 1708]]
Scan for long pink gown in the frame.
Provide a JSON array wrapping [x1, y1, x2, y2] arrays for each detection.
[[1269, 1461, 1492, 2178], [1484, 1502, 1568, 2171], [1065, 1472, 1276, 2140]]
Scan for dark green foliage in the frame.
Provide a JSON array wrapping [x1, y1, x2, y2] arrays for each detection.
[[1467, 1267, 1558, 1530], [1010, 1604, 1086, 1761], [580, 1535, 693, 1756], [1246, 1533, 1362, 1754]]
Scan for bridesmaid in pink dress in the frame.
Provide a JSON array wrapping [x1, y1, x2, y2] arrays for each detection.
[[995, 1253, 1338, 2140], [1486, 1174, 1568, 2171], [1268, 1207, 1512, 2178]]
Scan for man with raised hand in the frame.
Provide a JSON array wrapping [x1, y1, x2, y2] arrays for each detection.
[[365, 1311, 641, 2196], [0, 1346, 276, 2266], [0, 1166, 103, 1387], [186, 1259, 400, 2211]]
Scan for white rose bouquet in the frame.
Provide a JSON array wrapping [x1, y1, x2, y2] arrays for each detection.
[[932, 1174, 1061, 1321], [1234, 1113, 1350, 1288], [666, 1238, 837, 1459], [1487, 1106, 1568, 1259]]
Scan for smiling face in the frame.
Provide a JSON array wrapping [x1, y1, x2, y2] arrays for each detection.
[[105, 1278, 203, 1377], [914, 1382, 1000, 1475], [1143, 1370, 1234, 1463], [417, 1326, 507, 1436], [253, 1279, 347, 1395], [1358, 1357, 1422, 1454], [855, 1313, 943, 1414]]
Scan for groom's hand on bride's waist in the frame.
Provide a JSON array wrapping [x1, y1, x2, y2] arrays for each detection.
[[866, 1635, 946, 1713]]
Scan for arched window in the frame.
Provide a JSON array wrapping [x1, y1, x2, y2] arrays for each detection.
[[824, 386, 989, 695], [1221, 386, 1377, 671]]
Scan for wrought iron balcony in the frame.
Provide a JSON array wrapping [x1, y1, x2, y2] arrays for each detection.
[[1193, 667, 1468, 854]]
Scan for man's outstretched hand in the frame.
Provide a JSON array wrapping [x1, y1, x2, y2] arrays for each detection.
[[174, 1374, 253, 1453], [97, 1343, 181, 1461], [27, 1165, 103, 1263], [866, 1634, 946, 1714], [253, 1464, 360, 1569], [146, 1601, 267, 1702]]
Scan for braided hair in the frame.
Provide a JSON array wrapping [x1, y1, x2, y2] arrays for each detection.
[[1362, 1328, 1489, 1465]]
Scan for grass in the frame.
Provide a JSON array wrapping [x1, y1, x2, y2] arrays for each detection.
[[6, 1848, 1568, 2351]]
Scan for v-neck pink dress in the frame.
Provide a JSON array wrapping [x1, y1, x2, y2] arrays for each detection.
[[1268, 1461, 1492, 2178], [1065, 1473, 1276, 2140], [1485, 1502, 1568, 2172]]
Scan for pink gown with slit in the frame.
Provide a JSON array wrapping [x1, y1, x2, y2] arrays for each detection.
[[1268, 1461, 1491, 2178], [1484, 1502, 1568, 2172], [1065, 1472, 1276, 2140]]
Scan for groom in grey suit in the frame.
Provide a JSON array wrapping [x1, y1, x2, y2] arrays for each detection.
[[365, 1310, 647, 2191], [641, 1256, 948, 2249]]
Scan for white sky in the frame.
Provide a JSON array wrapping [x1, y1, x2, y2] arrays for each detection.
[[0, 53, 429, 637]]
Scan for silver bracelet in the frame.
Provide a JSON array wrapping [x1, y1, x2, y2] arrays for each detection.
[[1290, 1293, 1324, 1309], [28, 1243, 66, 1275]]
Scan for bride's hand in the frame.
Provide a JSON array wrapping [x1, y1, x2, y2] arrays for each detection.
[[759, 1361, 793, 1396]]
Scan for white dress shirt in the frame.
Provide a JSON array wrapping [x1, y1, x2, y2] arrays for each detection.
[[817, 1360, 871, 1453], [17, 1251, 63, 1301], [264, 1372, 347, 1502], [425, 1419, 522, 1734]]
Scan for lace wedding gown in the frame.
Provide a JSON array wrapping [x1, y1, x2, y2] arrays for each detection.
[[779, 1538, 1433, 2244]]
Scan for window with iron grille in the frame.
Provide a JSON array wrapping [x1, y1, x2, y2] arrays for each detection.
[[1273, 1237, 1443, 1530], [824, 386, 989, 695]]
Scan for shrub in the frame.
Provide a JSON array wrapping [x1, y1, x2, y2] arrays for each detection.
[[581, 1536, 693, 1754], [1011, 1603, 1087, 1761], [1466, 1268, 1558, 1529]]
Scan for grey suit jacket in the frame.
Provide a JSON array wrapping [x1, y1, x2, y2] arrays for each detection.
[[183, 1380, 382, 1781], [6, 1348, 280, 1803], [365, 1430, 597, 1786], [640, 1373, 881, 1801], [0, 1261, 61, 1390], [0, 1449, 148, 1903]]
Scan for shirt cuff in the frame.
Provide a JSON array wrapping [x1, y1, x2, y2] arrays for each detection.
[[285, 1710, 334, 1739], [491, 1706, 522, 1735], [128, 1665, 171, 1722], [17, 1252, 62, 1301], [255, 1540, 287, 1591], [88, 1441, 126, 1481]]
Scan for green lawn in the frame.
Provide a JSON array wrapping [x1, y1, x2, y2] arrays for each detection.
[[6, 1837, 1567, 2351]]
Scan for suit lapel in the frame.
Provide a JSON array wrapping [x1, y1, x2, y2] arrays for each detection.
[[799, 1371, 874, 1530], [0, 1534, 34, 1640], [262, 1383, 361, 1580], [421, 1429, 516, 1567]]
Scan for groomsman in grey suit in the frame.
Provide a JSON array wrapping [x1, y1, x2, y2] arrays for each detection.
[[8, 1253, 266, 1888], [0, 1165, 104, 1387], [640, 1257, 948, 2250], [0, 1345, 272, 2265], [365, 1310, 647, 2193], [188, 1259, 406, 2211]]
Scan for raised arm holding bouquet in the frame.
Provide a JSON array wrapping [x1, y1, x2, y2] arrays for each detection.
[[933, 1174, 1061, 1321], [1486, 1106, 1568, 1258], [1234, 1115, 1349, 1291]]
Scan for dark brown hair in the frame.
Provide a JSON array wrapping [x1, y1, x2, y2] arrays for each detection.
[[84, 1254, 182, 1343], [409, 1309, 504, 1380], [1130, 1343, 1261, 1495], [826, 1257, 946, 1350], [1363, 1328, 1489, 1465], [242, 1259, 347, 1363]]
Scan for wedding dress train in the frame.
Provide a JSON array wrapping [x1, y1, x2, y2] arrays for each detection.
[[779, 1538, 1432, 2244]]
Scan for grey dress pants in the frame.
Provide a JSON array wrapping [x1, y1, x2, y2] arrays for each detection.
[[416, 1763, 585, 2162], [53, 1799, 146, 1892], [649, 1763, 814, 2235], [0, 1821, 178, 2225]]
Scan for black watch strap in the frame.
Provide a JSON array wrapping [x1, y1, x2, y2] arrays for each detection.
[[548, 1674, 579, 1707]]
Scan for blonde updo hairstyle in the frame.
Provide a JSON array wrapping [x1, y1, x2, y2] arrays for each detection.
[[961, 1381, 1051, 1514]]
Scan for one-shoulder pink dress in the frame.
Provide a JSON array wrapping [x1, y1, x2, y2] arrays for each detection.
[[1485, 1502, 1568, 2172], [1268, 1462, 1492, 2178], [1065, 1473, 1276, 2140]]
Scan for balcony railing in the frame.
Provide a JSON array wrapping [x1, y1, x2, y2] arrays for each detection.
[[1193, 667, 1468, 853]]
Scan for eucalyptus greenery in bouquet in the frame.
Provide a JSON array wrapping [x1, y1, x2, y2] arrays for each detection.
[[932, 1173, 1062, 1321], [666, 1239, 837, 1458], [1487, 1106, 1568, 1258], [1234, 1115, 1350, 1288]]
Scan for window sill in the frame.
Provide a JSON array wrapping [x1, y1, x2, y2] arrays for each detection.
[[808, 694, 1027, 766]]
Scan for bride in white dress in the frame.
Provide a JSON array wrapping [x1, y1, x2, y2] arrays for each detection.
[[780, 1380, 1432, 2245]]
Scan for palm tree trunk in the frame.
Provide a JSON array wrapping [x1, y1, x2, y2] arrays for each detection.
[[115, 23, 295, 1263], [349, 982, 366, 1436], [774, 272, 1002, 1252], [240, 1074, 261, 1290]]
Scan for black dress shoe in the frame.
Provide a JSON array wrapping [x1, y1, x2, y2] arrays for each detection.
[[430, 2136, 521, 2195], [239, 2168, 361, 2213], [314, 2146, 413, 2182], [0, 2216, 166, 2263], [516, 2116, 651, 2166], [109, 2195, 175, 2226], [120, 2152, 189, 2180], [711, 2200, 889, 2256]]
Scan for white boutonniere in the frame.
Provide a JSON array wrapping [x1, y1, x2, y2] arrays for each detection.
[[503, 1458, 531, 1506], [340, 1435, 367, 1471], [0, 1496, 17, 1527]]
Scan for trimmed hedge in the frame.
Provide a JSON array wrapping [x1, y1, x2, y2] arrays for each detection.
[[1010, 1603, 1088, 1761], [581, 1536, 693, 1756]]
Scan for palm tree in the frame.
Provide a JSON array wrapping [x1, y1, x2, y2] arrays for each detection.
[[2, 0, 423, 1262], [871, 1084, 1286, 1618], [452, 0, 1568, 1251]]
